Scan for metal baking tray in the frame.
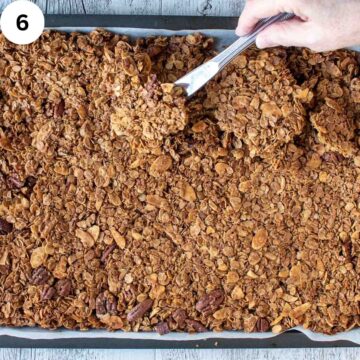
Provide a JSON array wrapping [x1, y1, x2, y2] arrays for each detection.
[[0, 14, 359, 349]]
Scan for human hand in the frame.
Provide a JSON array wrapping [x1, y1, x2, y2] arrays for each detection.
[[236, 0, 360, 52]]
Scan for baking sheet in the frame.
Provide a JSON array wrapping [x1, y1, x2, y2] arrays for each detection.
[[2, 22, 359, 347], [1, 326, 360, 345]]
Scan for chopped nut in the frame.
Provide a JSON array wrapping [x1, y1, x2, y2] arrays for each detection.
[[256, 318, 270, 332], [127, 299, 153, 322], [99, 314, 124, 330], [226, 271, 239, 284], [53, 256, 67, 279], [354, 156, 360, 167], [239, 181, 251, 193], [178, 181, 197, 202], [0, 219, 13, 236], [110, 228, 126, 249], [215, 162, 233, 176], [55, 279, 72, 297], [96, 292, 118, 317], [272, 325, 283, 334], [30, 247, 47, 269], [146, 195, 170, 210], [186, 319, 207, 333], [289, 303, 312, 319], [54, 99, 65, 117], [41, 286, 56, 301], [155, 321, 170, 335], [192, 121, 208, 133], [319, 172, 328, 183], [7, 175, 25, 189], [88, 225, 100, 242], [101, 243, 117, 263], [195, 289, 225, 315], [213, 307, 230, 320], [150, 284, 165, 299], [231, 286, 245, 300], [172, 309, 187, 328], [149, 155, 173, 177], [31, 267, 50, 285], [252, 228, 268, 250], [75, 229, 95, 248]]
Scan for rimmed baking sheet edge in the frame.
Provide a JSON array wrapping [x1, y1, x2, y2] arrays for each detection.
[[1, 326, 360, 345]]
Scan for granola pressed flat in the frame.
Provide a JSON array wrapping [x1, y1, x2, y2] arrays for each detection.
[[0, 29, 360, 335]]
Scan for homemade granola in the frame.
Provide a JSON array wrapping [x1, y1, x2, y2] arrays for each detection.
[[0, 29, 359, 335], [205, 48, 307, 161]]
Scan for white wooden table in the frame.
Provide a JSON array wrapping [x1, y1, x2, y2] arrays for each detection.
[[0, 0, 245, 16], [0, 0, 359, 359]]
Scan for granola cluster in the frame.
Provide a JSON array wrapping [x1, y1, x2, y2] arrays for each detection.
[[0, 29, 359, 335], [205, 48, 307, 161]]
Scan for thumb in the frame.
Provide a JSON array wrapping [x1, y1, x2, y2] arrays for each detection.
[[236, 0, 300, 36], [256, 18, 311, 49]]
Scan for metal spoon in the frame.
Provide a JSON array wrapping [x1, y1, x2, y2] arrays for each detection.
[[175, 12, 295, 97]]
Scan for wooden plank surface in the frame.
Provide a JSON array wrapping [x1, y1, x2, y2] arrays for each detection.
[[0, 1, 358, 360], [0, 348, 360, 360], [81, 0, 162, 15], [63, 0, 245, 16], [0, 0, 47, 13], [160, 0, 244, 16], [0, 0, 246, 15], [157, 349, 360, 360]]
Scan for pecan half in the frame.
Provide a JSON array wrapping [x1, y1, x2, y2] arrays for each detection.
[[342, 241, 356, 264], [31, 267, 50, 285], [0, 265, 9, 275], [155, 321, 170, 335], [56, 279, 72, 297], [172, 308, 187, 328], [195, 289, 225, 315], [54, 99, 65, 117], [96, 292, 118, 316], [256, 318, 270, 332], [7, 174, 25, 189], [147, 45, 163, 58], [322, 151, 345, 163], [41, 286, 56, 300], [127, 299, 153, 322], [0, 219, 13, 235], [186, 319, 207, 333]]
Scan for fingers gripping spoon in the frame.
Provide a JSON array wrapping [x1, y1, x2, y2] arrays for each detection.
[[175, 13, 295, 97]]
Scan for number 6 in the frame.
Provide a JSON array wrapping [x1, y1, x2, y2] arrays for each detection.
[[17, 14, 29, 31]]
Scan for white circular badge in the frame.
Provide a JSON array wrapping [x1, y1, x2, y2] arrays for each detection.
[[1, 0, 45, 45]]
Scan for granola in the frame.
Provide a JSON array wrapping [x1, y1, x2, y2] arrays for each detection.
[[205, 48, 307, 161], [0, 29, 359, 335]]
